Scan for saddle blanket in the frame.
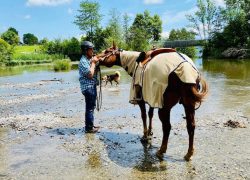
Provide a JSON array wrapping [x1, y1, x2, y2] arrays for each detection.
[[129, 52, 199, 108]]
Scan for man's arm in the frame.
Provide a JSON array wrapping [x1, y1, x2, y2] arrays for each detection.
[[88, 56, 99, 79]]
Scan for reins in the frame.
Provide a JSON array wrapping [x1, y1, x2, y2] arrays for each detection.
[[95, 48, 120, 111], [96, 64, 102, 111]]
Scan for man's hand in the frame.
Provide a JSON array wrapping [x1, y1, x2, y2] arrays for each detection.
[[91, 56, 100, 64]]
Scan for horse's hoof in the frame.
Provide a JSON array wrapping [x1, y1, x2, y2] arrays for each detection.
[[184, 154, 192, 161], [156, 150, 164, 160]]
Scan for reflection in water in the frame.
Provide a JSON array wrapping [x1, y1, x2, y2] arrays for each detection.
[[203, 60, 250, 80], [134, 144, 167, 172], [201, 59, 250, 117], [0, 64, 53, 77]]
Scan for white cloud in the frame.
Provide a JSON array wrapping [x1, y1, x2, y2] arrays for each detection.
[[26, 0, 72, 6], [143, 0, 164, 5], [213, 0, 225, 7], [162, 7, 198, 25], [24, 15, 31, 19]]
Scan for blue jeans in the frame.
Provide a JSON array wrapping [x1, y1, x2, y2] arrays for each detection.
[[82, 86, 97, 131]]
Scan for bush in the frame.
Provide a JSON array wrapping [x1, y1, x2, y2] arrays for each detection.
[[53, 59, 71, 71], [0, 38, 13, 66]]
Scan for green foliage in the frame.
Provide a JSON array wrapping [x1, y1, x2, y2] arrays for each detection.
[[74, 0, 101, 41], [53, 59, 71, 71], [203, 0, 250, 58], [63, 37, 81, 61], [8, 27, 18, 35], [0, 38, 13, 65], [168, 28, 196, 58], [39, 38, 49, 45], [128, 10, 162, 51], [42, 39, 64, 55], [1, 29, 20, 45], [23, 33, 38, 45], [186, 0, 217, 39]]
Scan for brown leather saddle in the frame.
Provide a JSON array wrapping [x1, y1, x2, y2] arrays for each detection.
[[136, 48, 176, 66]]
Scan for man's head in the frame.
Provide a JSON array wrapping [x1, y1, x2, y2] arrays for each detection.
[[81, 41, 94, 59]]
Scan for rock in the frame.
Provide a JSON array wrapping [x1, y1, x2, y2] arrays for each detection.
[[221, 48, 249, 59]]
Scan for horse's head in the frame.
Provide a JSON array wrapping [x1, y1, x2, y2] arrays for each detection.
[[97, 42, 121, 67]]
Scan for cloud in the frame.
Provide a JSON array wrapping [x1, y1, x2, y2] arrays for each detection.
[[24, 15, 31, 19], [213, 0, 225, 7], [162, 7, 198, 25], [143, 0, 164, 5], [26, 0, 72, 6]]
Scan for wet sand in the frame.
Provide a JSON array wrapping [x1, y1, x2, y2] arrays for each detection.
[[0, 70, 250, 179]]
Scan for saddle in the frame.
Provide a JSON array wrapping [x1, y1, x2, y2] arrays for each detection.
[[136, 48, 176, 66]]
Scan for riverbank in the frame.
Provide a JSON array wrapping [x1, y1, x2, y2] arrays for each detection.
[[0, 69, 249, 179]]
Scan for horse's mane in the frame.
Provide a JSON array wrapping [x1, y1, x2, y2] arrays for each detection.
[[120, 51, 141, 75]]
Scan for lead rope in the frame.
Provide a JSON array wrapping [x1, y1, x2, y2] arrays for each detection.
[[96, 64, 102, 111]]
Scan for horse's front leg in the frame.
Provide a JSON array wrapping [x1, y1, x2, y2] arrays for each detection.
[[138, 101, 148, 143], [183, 104, 195, 161], [156, 108, 171, 159]]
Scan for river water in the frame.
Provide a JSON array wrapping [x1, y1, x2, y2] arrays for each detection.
[[0, 58, 250, 179]]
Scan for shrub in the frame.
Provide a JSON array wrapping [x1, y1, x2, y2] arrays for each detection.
[[53, 59, 71, 71], [0, 38, 13, 66]]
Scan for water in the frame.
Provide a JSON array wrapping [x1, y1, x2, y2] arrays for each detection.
[[0, 58, 250, 179]]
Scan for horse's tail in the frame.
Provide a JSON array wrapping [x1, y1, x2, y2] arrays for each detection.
[[191, 77, 208, 105]]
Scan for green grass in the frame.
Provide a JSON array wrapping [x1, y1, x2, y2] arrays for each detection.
[[8, 45, 67, 66], [14, 45, 41, 54], [53, 59, 71, 71]]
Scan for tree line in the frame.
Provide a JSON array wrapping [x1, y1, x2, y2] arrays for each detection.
[[1, 0, 249, 66]]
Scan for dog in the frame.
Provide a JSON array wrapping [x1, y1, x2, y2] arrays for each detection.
[[102, 71, 121, 86]]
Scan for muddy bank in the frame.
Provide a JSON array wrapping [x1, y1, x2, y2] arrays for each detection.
[[0, 70, 250, 179]]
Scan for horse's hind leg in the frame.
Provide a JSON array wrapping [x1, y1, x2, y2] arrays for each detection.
[[147, 107, 154, 142], [156, 91, 180, 159], [138, 101, 148, 143], [182, 100, 196, 161]]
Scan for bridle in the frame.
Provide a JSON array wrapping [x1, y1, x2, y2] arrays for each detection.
[[98, 48, 120, 63], [95, 48, 120, 111]]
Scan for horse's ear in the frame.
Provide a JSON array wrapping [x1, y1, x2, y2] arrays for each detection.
[[112, 41, 117, 49]]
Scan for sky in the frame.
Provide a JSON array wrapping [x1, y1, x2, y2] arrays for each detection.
[[0, 0, 225, 41]]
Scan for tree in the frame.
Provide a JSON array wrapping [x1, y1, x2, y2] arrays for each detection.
[[74, 0, 101, 41], [0, 38, 12, 65], [186, 0, 217, 39], [168, 28, 196, 58], [128, 11, 162, 50], [122, 13, 131, 45], [8, 27, 18, 35], [23, 33, 38, 45], [104, 9, 125, 48], [1, 29, 19, 45]]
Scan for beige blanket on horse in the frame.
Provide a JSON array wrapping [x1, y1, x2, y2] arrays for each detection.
[[129, 52, 199, 108]]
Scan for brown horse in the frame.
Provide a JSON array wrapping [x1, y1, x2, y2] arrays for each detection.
[[97, 44, 208, 161]]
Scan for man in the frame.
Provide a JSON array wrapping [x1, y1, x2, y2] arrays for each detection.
[[78, 41, 100, 133]]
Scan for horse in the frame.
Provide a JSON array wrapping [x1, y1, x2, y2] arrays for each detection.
[[97, 44, 208, 161]]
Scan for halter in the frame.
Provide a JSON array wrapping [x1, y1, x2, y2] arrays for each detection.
[[99, 49, 118, 61]]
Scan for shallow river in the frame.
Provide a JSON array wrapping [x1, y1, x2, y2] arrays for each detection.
[[0, 58, 249, 179]]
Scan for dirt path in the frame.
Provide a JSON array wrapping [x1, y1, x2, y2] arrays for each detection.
[[0, 74, 249, 179]]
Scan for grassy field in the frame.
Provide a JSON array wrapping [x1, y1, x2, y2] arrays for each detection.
[[14, 45, 41, 55], [9, 45, 67, 66]]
